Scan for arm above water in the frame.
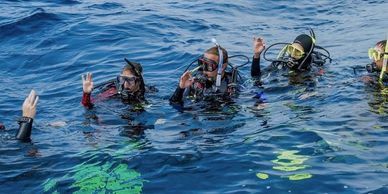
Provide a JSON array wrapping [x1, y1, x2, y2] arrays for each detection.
[[15, 117, 34, 141], [81, 72, 94, 108], [169, 71, 194, 108], [169, 86, 185, 106], [251, 37, 266, 77], [82, 92, 94, 108], [251, 56, 262, 77], [15, 90, 39, 141]]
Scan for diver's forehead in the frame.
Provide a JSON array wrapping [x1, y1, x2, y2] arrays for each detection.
[[374, 45, 384, 53], [204, 53, 218, 61], [121, 70, 134, 76], [291, 43, 304, 52]]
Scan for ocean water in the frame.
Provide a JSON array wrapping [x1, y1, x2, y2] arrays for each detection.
[[1, 0, 388, 193]]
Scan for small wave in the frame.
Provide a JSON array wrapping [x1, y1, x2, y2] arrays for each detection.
[[0, 8, 61, 37], [88, 2, 124, 10]]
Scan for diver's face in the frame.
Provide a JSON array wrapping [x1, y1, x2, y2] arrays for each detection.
[[121, 70, 139, 92], [202, 53, 227, 79], [289, 43, 305, 60]]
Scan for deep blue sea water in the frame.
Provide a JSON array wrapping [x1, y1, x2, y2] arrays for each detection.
[[1, 0, 388, 193]]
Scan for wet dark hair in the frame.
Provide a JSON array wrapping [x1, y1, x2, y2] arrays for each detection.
[[122, 61, 143, 75], [376, 40, 387, 48], [205, 46, 228, 63]]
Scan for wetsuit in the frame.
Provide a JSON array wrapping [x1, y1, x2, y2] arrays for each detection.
[[0, 117, 34, 141], [81, 80, 152, 108], [15, 116, 34, 141], [251, 54, 324, 84], [252, 53, 320, 75], [82, 81, 118, 108], [169, 71, 239, 107]]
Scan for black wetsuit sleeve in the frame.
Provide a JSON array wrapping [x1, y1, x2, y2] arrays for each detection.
[[251, 56, 261, 77], [15, 117, 33, 141], [169, 86, 185, 105]]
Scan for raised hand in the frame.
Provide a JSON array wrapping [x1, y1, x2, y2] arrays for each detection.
[[82, 72, 94, 94], [22, 90, 39, 119], [253, 37, 266, 58], [179, 71, 194, 89]]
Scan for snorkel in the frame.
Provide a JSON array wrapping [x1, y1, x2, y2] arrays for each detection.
[[379, 33, 388, 83], [212, 38, 224, 90]]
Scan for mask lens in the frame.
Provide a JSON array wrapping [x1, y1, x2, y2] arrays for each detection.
[[368, 48, 382, 61], [198, 57, 218, 72], [119, 76, 137, 85], [286, 45, 304, 60]]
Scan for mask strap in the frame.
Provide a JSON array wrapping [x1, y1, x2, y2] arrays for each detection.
[[124, 58, 141, 77]]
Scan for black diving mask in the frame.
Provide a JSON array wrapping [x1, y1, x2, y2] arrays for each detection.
[[198, 56, 218, 72]]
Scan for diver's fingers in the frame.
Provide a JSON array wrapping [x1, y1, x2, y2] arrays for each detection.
[[181, 71, 190, 78], [89, 72, 93, 81], [23, 93, 29, 107], [30, 90, 37, 105], [32, 95, 39, 108], [28, 90, 36, 105], [82, 74, 86, 82], [180, 72, 187, 81], [180, 72, 186, 78], [23, 90, 32, 107]]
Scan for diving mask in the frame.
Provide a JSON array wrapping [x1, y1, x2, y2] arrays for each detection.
[[368, 48, 385, 61], [116, 75, 138, 99], [286, 44, 305, 60], [117, 75, 138, 86], [198, 56, 218, 72]]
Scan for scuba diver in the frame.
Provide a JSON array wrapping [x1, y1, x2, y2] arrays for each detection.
[[362, 40, 388, 84], [0, 90, 39, 142], [251, 29, 331, 83], [81, 59, 151, 108], [81, 59, 158, 137], [169, 40, 246, 109]]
